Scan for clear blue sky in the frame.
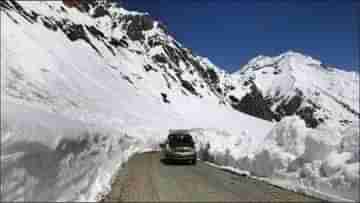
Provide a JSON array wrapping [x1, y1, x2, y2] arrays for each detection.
[[122, 0, 358, 72]]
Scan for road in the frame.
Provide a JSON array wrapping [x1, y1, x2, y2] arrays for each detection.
[[102, 152, 323, 202]]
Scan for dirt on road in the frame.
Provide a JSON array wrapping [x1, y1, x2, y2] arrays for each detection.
[[101, 152, 324, 202]]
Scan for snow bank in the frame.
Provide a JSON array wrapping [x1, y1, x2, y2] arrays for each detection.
[[0, 100, 160, 202], [251, 117, 359, 201], [264, 116, 308, 156], [339, 125, 360, 163], [321, 151, 352, 177], [2, 99, 356, 202], [194, 116, 359, 202]]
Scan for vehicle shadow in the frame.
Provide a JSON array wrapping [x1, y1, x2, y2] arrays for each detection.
[[160, 158, 193, 166]]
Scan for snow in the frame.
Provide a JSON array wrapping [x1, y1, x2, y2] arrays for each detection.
[[264, 116, 308, 156], [1, 99, 133, 201], [1, 98, 173, 202], [339, 124, 360, 162], [200, 116, 359, 202], [1, 1, 358, 202], [1, 2, 274, 201], [301, 130, 340, 162], [1, 99, 272, 202], [342, 163, 360, 183], [268, 119, 359, 201], [204, 162, 251, 177], [321, 151, 352, 177], [232, 50, 359, 130]]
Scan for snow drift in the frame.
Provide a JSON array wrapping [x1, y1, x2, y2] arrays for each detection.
[[1, 99, 140, 201], [194, 117, 359, 202]]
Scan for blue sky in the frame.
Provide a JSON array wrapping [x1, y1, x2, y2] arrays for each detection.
[[122, 1, 358, 72]]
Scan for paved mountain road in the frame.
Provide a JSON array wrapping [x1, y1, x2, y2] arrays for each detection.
[[102, 152, 323, 202]]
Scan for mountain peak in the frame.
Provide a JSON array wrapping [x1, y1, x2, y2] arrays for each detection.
[[235, 50, 324, 75], [278, 50, 316, 62], [279, 50, 303, 56]]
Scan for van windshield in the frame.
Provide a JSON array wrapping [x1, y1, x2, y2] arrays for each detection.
[[168, 134, 194, 147]]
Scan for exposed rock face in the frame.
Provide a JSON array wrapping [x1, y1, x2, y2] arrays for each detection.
[[180, 79, 199, 96], [160, 93, 170, 103], [152, 54, 168, 64], [0, 0, 12, 9], [123, 15, 154, 41], [297, 106, 319, 128], [275, 89, 303, 116], [109, 37, 128, 48], [229, 83, 277, 121], [92, 6, 109, 18], [271, 89, 323, 128], [144, 64, 157, 72], [41, 16, 58, 31], [59, 22, 102, 55], [86, 25, 105, 39]]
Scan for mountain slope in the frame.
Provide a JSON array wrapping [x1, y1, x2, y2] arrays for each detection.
[[1, 0, 229, 116], [228, 51, 359, 129], [0, 0, 275, 151], [2, 0, 358, 130]]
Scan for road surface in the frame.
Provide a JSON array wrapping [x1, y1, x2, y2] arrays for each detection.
[[102, 152, 323, 202]]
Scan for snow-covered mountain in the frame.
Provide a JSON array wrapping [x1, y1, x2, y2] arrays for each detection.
[[228, 51, 359, 129], [1, 0, 232, 121], [1, 0, 359, 201], [1, 0, 358, 130]]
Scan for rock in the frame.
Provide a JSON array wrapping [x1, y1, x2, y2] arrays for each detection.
[[275, 89, 303, 116], [109, 37, 128, 48], [160, 93, 170, 103], [86, 25, 105, 40], [296, 106, 320, 128], [152, 54, 168, 64], [229, 83, 277, 121], [123, 14, 154, 41], [207, 68, 219, 84], [58, 22, 102, 55], [163, 45, 180, 66], [181, 80, 198, 96], [92, 6, 109, 18], [0, 0, 12, 9], [41, 17, 58, 31], [144, 65, 157, 72]]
